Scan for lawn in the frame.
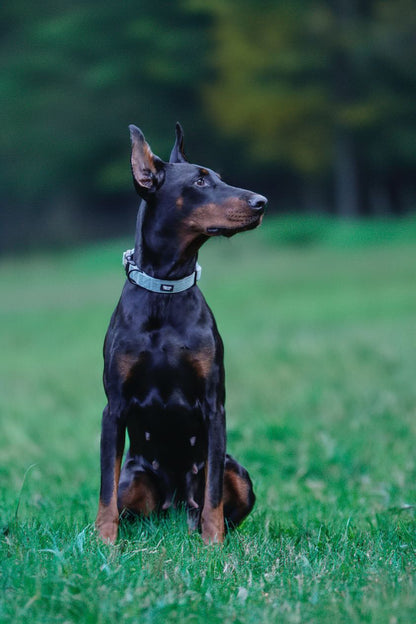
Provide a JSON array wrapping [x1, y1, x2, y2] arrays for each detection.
[[1, 216, 416, 623]]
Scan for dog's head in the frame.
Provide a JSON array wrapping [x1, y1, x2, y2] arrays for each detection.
[[129, 124, 267, 249]]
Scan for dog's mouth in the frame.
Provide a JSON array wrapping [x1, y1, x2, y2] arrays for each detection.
[[207, 214, 263, 238]]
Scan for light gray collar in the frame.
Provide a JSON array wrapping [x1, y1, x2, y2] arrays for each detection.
[[122, 249, 201, 294]]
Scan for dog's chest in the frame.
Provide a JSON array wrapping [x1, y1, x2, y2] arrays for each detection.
[[119, 319, 217, 399], [123, 325, 214, 464]]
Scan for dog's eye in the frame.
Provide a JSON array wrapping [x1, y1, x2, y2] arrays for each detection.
[[194, 177, 207, 187]]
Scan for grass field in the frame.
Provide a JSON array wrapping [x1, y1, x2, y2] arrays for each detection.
[[1, 216, 416, 623]]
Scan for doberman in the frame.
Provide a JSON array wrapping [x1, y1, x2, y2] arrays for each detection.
[[95, 123, 267, 544]]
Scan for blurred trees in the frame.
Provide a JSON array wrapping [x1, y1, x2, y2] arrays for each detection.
[[201, 0, 416, 217], [1, 0, 415, 250], [0, 1, 211, 249]]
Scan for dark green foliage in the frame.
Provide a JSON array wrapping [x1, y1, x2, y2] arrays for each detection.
[[201, 0, 416, 216], [1, 1, 416, 251], [0, 1, 211, 249]]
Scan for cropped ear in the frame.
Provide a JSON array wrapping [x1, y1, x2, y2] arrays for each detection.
[[169, 122, 189, 163], [129, 125, 165, 195]]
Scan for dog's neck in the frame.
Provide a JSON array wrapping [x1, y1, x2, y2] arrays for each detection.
[[133, 202, 200, 281]]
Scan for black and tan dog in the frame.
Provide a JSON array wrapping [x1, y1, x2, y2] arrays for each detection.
[[96, 124, 267, 544]]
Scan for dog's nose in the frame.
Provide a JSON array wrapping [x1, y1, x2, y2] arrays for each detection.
[[248, 194, 267, 211]]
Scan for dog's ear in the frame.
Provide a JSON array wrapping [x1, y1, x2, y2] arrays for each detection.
[[129, 125, 165, 195], [169, 122, 188, 163]]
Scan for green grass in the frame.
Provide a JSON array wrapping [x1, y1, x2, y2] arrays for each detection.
[[1, 216, 416, 623]]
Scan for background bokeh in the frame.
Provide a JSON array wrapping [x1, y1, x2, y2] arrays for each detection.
[[1, 0, 416, 252]]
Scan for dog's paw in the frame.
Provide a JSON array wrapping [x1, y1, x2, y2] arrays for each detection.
[[201, 529, 224, 545], [96, 520, 118, 543], [201, 502, 224, 545], [201, 515, 224, 545], [95, 509, 119, 543]]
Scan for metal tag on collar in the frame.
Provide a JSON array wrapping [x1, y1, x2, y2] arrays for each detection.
[[160, 283, 174, 293]]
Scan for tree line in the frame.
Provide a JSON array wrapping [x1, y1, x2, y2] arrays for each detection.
[[1, 0, 415, 250]]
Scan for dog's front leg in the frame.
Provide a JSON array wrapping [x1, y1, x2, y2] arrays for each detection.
[[201, 406, 226, 544], [95, 404, 126, 543]]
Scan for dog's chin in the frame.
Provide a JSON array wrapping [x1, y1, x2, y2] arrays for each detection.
[[207, 215, 263, 238]]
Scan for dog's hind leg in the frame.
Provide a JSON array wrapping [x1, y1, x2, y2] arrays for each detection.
[[223, 454, 255, 529], [117, 454, 161, 517]]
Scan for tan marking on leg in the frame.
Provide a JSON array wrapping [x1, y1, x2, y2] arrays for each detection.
[[224, 469, 250, 507], [95, 454, 122, 543], [201, 499, 224, 545], [201, 464, 224, 544], [223, 466, 254, 527], [119, 473, 159, 516]]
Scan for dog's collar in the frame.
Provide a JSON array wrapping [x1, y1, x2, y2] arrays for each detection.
[[122, 249, 201, 294]]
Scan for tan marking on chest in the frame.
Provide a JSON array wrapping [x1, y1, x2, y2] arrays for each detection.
[[185, 346, 215, 378], [116, 353, 142, 381]]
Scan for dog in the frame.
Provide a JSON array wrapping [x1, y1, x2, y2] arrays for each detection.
[[95, 123, 267, 544]]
